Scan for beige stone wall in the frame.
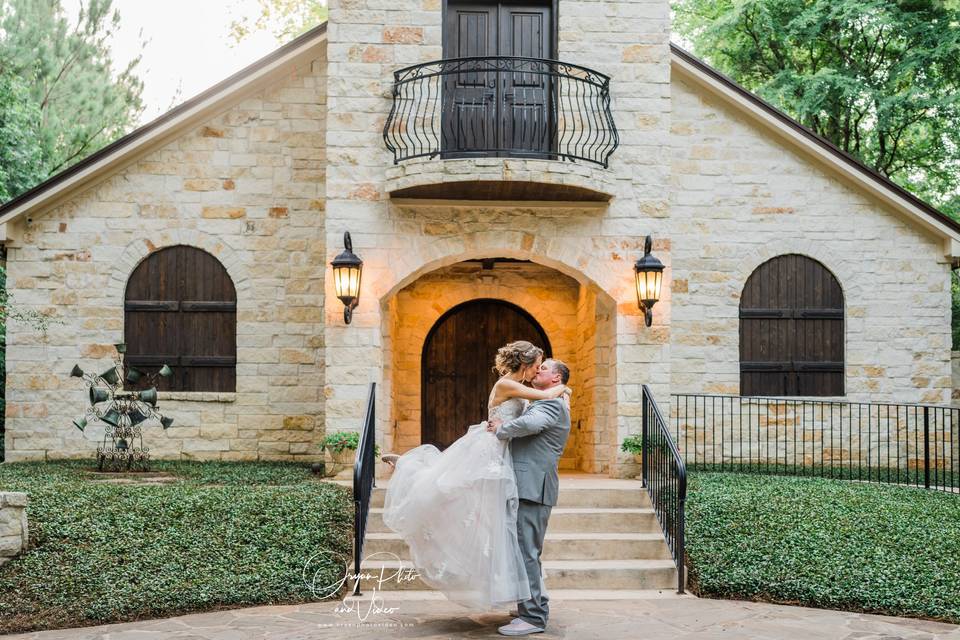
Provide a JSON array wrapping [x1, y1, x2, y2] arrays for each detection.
[[669, 77, 953, 446], [3, 48, 328, 462], [571, 285, 619, 473], [672, 395, 955, 471], [324, 0, 673, 478]]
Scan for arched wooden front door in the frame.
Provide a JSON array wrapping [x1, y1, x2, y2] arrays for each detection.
[[421, 299, 552, 449]]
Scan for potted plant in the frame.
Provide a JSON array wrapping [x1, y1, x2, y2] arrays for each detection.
[[322, 431, 381, 470], [621, 434, 644, 464]]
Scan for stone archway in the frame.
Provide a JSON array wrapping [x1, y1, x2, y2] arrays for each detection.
[[380, 258, 618, 474]]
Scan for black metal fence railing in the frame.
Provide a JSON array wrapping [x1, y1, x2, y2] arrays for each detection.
[[642, 385, 687, 594], [383, 56, 619, 167], [672, 393, 959, 493], [352, 382, 377, 596]]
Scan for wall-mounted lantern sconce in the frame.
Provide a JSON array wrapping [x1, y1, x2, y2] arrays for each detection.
[[634, 235, 664, 327], [331, 231, 363, 324]]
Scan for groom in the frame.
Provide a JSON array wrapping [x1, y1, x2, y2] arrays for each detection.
[[486, 358, 571, 636]]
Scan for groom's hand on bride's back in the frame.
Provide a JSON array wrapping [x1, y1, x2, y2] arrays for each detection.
[[486, 419, 502, 433]]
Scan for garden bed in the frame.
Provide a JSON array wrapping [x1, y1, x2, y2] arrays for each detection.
[[685, 471, 960, 624], [0, 459, 352, 635]]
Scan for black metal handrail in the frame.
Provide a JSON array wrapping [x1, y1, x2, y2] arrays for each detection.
[[352, 382, 376, 596], [383, 56, 619, 167], [672, 393, 959, 493], [642, 385, 687, 594]]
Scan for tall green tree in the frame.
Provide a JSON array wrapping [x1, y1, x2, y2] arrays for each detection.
[[0, 71, 44, 201], [0, 0, 145, 194], [673, 0, 960, 218], [228, 0, 327, 45]]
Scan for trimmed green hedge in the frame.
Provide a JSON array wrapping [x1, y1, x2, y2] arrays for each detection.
[[0, 460, 352, 635], [685, 472, 960, 623]]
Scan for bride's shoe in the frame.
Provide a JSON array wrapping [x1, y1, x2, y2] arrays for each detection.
[[381, 453, 400, 468]]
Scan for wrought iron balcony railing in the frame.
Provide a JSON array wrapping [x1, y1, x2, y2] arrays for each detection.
[[383, 56, 619, 168]]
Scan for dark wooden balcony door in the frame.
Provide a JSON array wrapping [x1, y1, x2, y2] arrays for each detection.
[[421, 299, 551, 450], [442, 0, 554, 157]]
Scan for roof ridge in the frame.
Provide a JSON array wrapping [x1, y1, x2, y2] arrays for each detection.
[[670, 42, 960, 235], [0, 22, 328, 218]]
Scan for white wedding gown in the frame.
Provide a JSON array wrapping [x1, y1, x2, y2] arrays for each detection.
[[381, 397, 532, 609]]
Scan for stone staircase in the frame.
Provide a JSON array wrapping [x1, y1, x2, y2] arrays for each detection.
[[346, 474, 690, 601]]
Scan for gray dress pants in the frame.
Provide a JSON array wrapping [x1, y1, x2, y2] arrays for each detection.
[[516, 498, 552, 628]]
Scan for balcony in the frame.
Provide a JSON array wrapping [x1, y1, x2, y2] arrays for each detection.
[[383, 56, 619, 170]]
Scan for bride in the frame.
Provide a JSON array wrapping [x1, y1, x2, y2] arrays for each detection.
[[380, 340, 571, 609]]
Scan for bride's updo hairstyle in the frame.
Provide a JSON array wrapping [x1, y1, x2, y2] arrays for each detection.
[[493, 340, 544, 377]]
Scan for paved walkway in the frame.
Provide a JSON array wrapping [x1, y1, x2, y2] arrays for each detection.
[[3, 594, 958, 639]]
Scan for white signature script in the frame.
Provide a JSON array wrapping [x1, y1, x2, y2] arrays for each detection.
[[303, 549, 420, 621]]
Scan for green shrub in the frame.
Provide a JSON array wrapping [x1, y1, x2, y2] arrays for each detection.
[[684, 472, 960, 623], [322, 431, 379, 457], [0, 460, 353, 635], [620, 434, 643, 455]]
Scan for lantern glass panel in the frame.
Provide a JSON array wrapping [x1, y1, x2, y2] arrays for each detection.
[[333, 265, 361, 301], [636, 270, 663, 304]]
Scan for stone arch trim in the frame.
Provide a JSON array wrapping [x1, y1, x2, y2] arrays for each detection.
[[734, 239, 851, 300], [109, 230, 250, 307], [377, 230, 622, 307]]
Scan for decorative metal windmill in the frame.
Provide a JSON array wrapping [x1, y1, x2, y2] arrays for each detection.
[[70, 343, 175, 471]]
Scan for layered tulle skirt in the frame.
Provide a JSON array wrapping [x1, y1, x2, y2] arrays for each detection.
[[381, 422, 532, 609]]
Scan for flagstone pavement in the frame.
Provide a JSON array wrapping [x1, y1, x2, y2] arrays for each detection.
[[3, 592, 958, 640]]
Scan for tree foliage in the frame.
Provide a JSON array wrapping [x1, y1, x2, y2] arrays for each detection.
[[0, 0, 144, 199], [673, 0, 960, 219], [0, 71, 43, 202], [228, 0, 328, 45]]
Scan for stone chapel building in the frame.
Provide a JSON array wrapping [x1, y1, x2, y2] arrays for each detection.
[[1, 0, 958, 478]]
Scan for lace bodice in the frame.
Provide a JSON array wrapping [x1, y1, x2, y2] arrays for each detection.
[[488, 397, 526, 423]]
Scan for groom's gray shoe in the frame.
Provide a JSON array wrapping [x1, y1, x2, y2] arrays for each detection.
[[498, 618, 545, 636]]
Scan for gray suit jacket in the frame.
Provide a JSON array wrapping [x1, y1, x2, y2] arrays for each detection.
[[494, 398, 571, 507]]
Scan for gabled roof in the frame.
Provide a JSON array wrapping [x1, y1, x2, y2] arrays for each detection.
[[2, 27, 957, 259], [671, 44, 960, 258], [0, 23, 328, 225]]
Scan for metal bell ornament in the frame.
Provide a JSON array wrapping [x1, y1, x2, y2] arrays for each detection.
[[69, 342, 176, 471]]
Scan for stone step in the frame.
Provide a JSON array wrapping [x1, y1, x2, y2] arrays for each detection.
[[365, 507, 661, 534], [363, 531, 673, 561], [365, 485, 652, 509], [343, 588, 694, 602], [353, 559, 680, 592]]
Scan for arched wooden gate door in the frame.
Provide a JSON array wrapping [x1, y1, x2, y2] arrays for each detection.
[[421, 299, 552, 449]]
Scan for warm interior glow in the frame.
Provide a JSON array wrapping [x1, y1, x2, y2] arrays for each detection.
[[333, 264, 362, 302], [635, 269, 662, 306]]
